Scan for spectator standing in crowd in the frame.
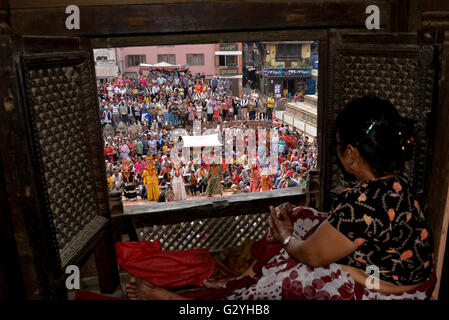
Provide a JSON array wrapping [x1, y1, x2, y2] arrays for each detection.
[[171, 161, 187, 201], [267, 93, 275, 120]]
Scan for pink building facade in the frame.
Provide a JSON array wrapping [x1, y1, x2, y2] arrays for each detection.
[[116, 44, 216, 77]]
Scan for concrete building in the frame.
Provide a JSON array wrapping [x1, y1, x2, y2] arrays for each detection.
[[260, 41, 316, 97], [110, 43, 243, 96], [93, 48, 119, 79], [214, 43, 243, 96], [116, 44, 216, 78]]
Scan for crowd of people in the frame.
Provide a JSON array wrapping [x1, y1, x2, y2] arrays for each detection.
[[98, 71, 276, 130], [100, 72, 317, 203]]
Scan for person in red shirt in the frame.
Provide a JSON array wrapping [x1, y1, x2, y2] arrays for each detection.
[[249, 164, 261, 192], [290, 135, 297, 149], [232, 171, 241, 184], [128, 139, 137, 158], [290, 150, 299, 162], [104, 142, 114, 163], [221, 99, 228, 122]]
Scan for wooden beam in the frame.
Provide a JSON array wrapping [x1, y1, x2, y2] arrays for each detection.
[[10, 0, 224, 8], [114, 188, 307, 228], [420, 0, 449, 12], [10, 1, 392, 37], [91, 29, 328, 49], [8, 0, 391, 9]]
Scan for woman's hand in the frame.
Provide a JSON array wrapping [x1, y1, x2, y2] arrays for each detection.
[[267, 203, 294, 243]]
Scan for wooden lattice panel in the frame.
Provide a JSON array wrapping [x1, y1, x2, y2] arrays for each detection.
[[324, 40, 435, 206], [24, 57, 108, 268], [137, 213, 270, 252]]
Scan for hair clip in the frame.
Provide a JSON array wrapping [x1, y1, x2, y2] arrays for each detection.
[[366, 121, 376, 134]]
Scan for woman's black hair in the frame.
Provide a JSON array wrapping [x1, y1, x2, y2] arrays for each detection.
[[335, 95, 415, 177]]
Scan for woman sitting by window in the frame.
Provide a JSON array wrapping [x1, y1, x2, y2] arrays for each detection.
[[125, 96, 435, 300]]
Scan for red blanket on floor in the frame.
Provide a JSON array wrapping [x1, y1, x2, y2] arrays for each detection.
[[114, 240, 215, 288], [75, 237, 278, 301]]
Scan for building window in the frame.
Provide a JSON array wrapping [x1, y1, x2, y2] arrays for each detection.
[[157, 54, 176, 65], [126, 55, 146, 67], [187, 54, 205, 66], [275, 44, 301, 61], [218, 55, 237, 66]]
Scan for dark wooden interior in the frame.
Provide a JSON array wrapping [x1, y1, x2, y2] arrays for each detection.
[[1, 0, 449, 300]]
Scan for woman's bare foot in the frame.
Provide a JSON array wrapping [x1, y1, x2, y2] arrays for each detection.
[[125, 277, 191, 300], [202, 277, 234, 289]]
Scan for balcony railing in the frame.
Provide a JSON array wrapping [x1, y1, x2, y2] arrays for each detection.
[[111, 187, 317, 253]]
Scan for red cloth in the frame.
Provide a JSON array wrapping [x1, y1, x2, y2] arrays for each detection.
[[115, 241, 215, 288], [182, 235, 284, 300]]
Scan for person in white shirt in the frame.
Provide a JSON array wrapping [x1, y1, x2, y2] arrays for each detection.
[[111, 104, 120, 127], [240, 95, 249, 121], [119, 86, 126, 97], [114, 86, 121, 96], [103, 107, 112, 125], [152, 85, 160, 96], [196, 102, 203, 122], [107, 90, 114, 101], [170, 162, 187, 201], [113, 169, 123, 191]]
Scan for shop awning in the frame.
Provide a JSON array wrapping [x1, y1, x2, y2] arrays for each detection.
[[139, 62, 189, 72]]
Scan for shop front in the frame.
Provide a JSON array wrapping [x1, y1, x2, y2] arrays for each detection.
[[219, 67, 242, 97], [263, 67, 312, 98]]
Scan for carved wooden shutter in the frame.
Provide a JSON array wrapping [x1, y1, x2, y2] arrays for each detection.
[[320, 32, 436, 211], [0, 36, 117, 299]]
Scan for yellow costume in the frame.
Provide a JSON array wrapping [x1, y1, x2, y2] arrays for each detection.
[[107, 175, 115, 190], [143, 164, 160, 201]]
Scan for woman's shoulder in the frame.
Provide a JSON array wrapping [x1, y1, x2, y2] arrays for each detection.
[[333, 175, 416, 217]]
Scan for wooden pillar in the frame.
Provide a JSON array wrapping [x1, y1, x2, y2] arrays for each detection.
[[424, 28, 449, 299], [94, 222, 120, 294], [421, 6, 449, 299]]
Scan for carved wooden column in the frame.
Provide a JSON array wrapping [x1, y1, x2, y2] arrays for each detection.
[[422, 10, 449, 300], [0, 0, 27, 300]]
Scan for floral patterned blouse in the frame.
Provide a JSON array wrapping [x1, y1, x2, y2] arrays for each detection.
[[327, 176, 434, 286]]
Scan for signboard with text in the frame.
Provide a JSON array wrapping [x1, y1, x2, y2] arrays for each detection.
[[95, 66, 118, 78], [263, 68, 311, 78], [220, 43, 239, 51], [220, 68, 239, 75]]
